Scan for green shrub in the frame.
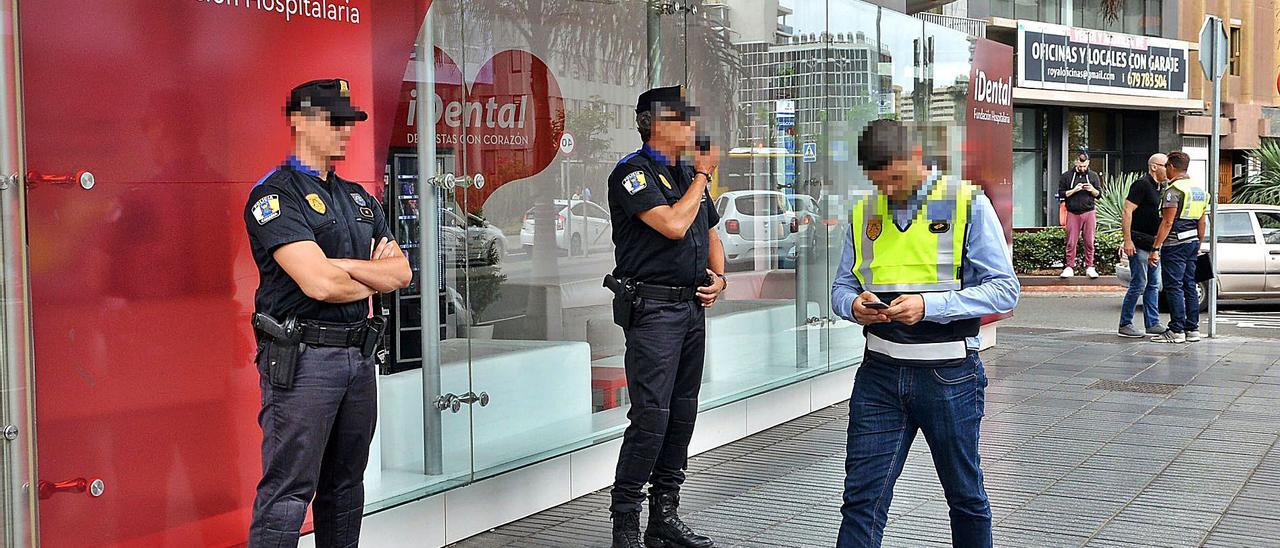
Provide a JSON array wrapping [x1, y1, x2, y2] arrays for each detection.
[[1012, 227, 1121, 275], [1095, 171, 1143, 235]]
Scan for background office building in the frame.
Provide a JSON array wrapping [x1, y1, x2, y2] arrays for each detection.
[[930, 0, 1280, 227]]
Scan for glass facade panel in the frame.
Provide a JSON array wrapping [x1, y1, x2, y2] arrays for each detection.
[[1074, 0, 1162, 36], [8, 0, 1010, 544]]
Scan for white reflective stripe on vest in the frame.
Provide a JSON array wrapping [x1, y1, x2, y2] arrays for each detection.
[[864, 280, 962, 293], [1176, 229, 1199, 242], [866, 333, 968, 361]]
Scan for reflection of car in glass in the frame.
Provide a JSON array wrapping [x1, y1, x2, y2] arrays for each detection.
[[1116, 205, 1280, 311], [519, 199, 613, 255], [714, 190, 798, 267], [438, 209, 508, 266]]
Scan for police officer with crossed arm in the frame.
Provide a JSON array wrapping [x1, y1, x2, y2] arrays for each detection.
[[243, 79, 411, 547], [604, 85, 724, 548]]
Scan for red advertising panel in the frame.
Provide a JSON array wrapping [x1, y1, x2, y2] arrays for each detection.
[[964, 38, 1015, 244], [18, 1, 428, 545]]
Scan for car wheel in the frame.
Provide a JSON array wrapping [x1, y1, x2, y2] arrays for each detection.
[[570, 233, 583, 256], [1198, 281, 1209, 312]]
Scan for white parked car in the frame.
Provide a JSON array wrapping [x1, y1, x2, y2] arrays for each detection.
[[519, 199, 613, 255], [714, 190, 799, 267], [1116, 204, 1280, 311], [435, 209, 509, 266]]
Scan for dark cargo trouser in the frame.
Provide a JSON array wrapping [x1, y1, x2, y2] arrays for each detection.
[[249, 344, 377, 548], [610, 299, 706, 513]]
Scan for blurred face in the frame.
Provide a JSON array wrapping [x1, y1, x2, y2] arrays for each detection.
[[1075, 159, 1090, 172], [650, 106, 696, 153], [1149, 155, 1168, 182], [290, 108, 355, 160], [866, 150, 925, 201]]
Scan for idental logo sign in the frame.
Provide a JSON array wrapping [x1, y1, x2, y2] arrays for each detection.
[[973, 70, 1012, 107], [194, 0, 363, 25], [394, 48, 565, 211]]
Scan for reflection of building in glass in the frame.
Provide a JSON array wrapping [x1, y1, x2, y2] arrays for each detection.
[[733, 33, 893, 147], [898, 75, 968, 123]]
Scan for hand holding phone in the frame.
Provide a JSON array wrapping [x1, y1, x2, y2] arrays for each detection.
[[863, 300, 889, 310]]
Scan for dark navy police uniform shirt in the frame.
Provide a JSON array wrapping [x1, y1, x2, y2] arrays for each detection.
[[608, 145, 720, 288], [244, 157, 393, 323]]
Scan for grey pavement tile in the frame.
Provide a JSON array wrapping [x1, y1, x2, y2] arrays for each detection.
[[993, 525, 1091, 547]]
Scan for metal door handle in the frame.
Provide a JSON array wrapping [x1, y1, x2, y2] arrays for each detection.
[[38, 477, 104, 499], [433, 393, 461, 413], [1269, 250, 1280, 255], [458, 391, 490, 407], [26, 170, 95, 190]]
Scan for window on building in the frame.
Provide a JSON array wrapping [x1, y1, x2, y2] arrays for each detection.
[[991, 0, 1061, 24], [1075, 0, 1162, 37], [1229, 26, 1242, 77]]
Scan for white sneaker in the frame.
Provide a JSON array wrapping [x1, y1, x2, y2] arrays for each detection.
[[1060, 267, 1075, 278], [1086, 267, 1099, 279], [1185, 330, 1202, 342], [1152, 330, 1186, 344]]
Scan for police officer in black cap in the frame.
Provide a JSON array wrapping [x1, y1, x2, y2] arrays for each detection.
[[605, 85, 724, 548], [244, 79, 411, 547]]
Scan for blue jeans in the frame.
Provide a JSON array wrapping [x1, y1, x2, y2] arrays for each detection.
[[1160, 242, 1200, 333], [1120, 249, 1161, 329], [838, 353, 991, 548]]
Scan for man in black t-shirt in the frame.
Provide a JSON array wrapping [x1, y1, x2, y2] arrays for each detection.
[[1118, 153, 1167, 338], [1058, 153, 1102, 278], [244, 79, 411, 547]]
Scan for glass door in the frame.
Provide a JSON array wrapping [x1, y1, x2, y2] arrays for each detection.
[[0, 0, 34, 544], [364, 3, 477, 512]]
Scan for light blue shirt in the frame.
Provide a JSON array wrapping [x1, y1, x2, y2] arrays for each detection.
[[831, 178, 1020, 350]]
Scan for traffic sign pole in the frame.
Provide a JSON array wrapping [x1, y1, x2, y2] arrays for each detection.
[[1199, 16, 1227, 338]]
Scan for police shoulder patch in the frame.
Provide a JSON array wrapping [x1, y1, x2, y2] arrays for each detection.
[[252, 194, 282, 225], [350, 192, 368, 207], [622, 171, 648, 195]]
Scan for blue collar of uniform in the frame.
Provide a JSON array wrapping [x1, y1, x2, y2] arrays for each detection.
[[641, 144, 674, 167], [287, 155, 323, 178]]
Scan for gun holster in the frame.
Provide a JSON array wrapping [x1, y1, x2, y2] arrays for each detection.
[[253, 313, 301, 390], [604, 274, 638, 330], [362, 316, 387, 358]]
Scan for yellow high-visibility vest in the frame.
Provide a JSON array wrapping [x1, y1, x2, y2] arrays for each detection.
[[1170, 178, 1209, 221], [849, 176, 978, 294]]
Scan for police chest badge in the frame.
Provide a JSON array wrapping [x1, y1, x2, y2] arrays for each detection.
[[350, 193, 367, 207], [252, 194, 281, 225], [929, 220, 950, 233], [623, 171, 647, 195], [866, 217, 882, 241], [305, 193, 327, 215]]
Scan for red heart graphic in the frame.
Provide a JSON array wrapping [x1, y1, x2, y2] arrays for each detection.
[[393, 48, 565, 212]]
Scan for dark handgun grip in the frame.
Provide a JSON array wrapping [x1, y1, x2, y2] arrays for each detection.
[[603, 274, 622, 294], [253, 313, 288, 340]]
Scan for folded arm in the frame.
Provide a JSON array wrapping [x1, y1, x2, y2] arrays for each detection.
[[273, 241, 378, 303], [330, 238, 412, 293]]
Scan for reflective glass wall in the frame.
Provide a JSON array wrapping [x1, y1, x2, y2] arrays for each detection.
[[363, 0, 1011, 513]]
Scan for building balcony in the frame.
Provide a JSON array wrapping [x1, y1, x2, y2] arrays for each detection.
[[913, 12, 986, 38]]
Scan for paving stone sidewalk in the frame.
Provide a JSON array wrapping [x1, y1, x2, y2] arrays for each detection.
[[455, 327, 1280, 547]]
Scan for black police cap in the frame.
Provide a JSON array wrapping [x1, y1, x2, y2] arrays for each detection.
[[636, 85, 697, 117], [287, 79, 369, 124]]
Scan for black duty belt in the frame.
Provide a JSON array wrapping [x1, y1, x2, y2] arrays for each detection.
[[634, 283, 698, 302], [298, 319, 370, 348]]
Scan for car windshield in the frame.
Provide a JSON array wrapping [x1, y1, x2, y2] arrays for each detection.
[[735, 194, 786, 216]]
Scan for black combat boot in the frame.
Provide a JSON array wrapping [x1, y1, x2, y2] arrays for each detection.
[[644, 492, 714, 548], [612, 510, 645, 548]]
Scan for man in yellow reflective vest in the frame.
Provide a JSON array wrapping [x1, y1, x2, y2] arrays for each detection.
[[1148, 150, 1209, 343], [831, 119, 1019, 548]]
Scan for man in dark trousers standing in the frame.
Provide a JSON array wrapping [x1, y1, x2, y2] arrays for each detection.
[[605, 85, 725, 548], [1118, 153, 1168, 337], [244, 79, 411, 547], [1059, 153, 1102, 278], [1150, 151, 1209, 344]]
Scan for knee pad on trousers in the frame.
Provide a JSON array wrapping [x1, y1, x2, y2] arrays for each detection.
[[633, 407, 670, 436], [664, 398, 698, 446]]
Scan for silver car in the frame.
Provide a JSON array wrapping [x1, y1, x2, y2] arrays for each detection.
[[714, 190, 798, 267], [1116, 204, 1280, 310]]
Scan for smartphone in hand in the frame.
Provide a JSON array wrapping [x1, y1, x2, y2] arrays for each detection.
[[863, 300, 889, 311], [695, 134, 712, 153]]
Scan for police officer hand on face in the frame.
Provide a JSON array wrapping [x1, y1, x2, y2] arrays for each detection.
[[831, 119, 1018, 548], [604, 85, 722, 548], [243, 79, 411, 548]]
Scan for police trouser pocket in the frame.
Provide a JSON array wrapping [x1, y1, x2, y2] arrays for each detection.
[[264, 340, 301, 390]]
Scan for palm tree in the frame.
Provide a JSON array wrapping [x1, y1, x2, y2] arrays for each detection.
[[1101, 0, 1122, 25], [1233, 139, 1280, 205]]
